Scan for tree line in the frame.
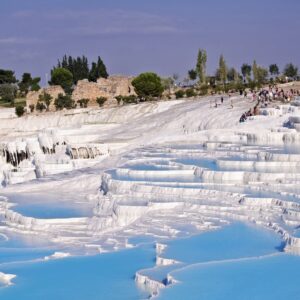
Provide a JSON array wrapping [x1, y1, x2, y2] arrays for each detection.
[[1, 51, 299, 117], [0, 55, 109, 103], [187, 49, 299, 89]]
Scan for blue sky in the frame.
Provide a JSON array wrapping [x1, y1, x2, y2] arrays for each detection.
[[0, 0, 299, 83]]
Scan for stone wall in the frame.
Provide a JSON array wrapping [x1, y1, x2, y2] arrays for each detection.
[[26, 75, 136, 112], [26, 86, 65, 112], [71, 80, 111, 106], [72, 75, 136, 106], [97, 75, 136, 97]]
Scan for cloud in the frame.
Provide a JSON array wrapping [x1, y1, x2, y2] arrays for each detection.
[[11, 8, 182, 36], [0, 37, 42, 45]]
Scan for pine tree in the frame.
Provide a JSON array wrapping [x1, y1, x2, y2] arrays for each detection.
[[97, 56, 108, 79], [51, 55, 109, 84]]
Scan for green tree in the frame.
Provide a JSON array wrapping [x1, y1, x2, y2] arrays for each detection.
[[252, 60, 258, 83], [161, 77, 174, 93], [253, 61, 268, 85], [18, 73, 32, 95], [50, 68, 73, 94], [89, 56, 109, 82], [283, 63, 298, 80], [256, 66, 268, 85], [15, 106, 25, 117], [0, 69, 17, 84], [53, 55, 108, 84], [18, 73, 41, 95], [196, 49, 207, 84], [218, 55, 227, 86], [0, 84, 17, 102], [227, 68, 241, 83], [241, 64, 252, 82], [30, 77, 41, 91], [188, 69, 197, 81], [56, 55, 89, 83], [132, 72, 164, 101], [269, 64, 279, 77], [227, 68, 235, 82]]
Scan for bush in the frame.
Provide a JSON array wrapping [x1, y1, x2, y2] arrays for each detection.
[[15, 105, 25, 117], [36, 102, 46, 112], [123, 95, 138, 104], [175, 90, 185, 99], [77, 98, 89, 108], [96, 97, 107, 107], [115, 96, 123, 105], [132, 72, 164, 101], [38, 92, 53, 111], [0, 84, 17, 102], [199, 85, 208, 96], [54, 94, 75, 110], [185, 88, 197, 98], [29, 104, 35, 113]]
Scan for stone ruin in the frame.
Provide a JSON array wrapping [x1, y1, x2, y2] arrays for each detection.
[[26, 75, 136, 111], [72, 75, 136, 107], [26, 85, 66, 112]]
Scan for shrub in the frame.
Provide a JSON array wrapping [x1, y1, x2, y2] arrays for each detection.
[[77, 98, 89, 108], [54, 94, 75, 110], [15, 105, 25, 117], [115, 96, 123, 105], [122, 95, 138, 104], [29, 104, 35, 113], [132, 72, 164, 101], [38, 92, 53, 111], [185, 88, 197, 98], [36, 102, 46, 112], [199, 85, 208, 96], [0, 84, 17, 102], [175, 90, 185, 99], [96, 97, 107, 107]]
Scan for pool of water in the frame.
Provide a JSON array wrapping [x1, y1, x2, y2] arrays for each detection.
[[163, 223, 283, 264], [141, 223, 283, 289], [0, 232, 58, 265], [159, 254, 300, 300], [0, 245, 155, 300], [12, 203, 92, 219], [2, 193, 93, 219]]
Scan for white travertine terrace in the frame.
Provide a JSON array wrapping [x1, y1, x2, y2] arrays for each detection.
[[1, 96, 300, 294]]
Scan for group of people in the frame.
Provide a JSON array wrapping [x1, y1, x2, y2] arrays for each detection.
[[251, 86, 300, 104], [211, 85, 300, 123]]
